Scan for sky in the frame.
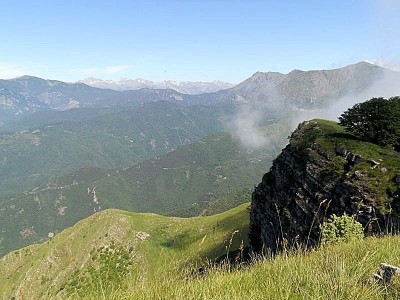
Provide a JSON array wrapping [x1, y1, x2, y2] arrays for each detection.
[[0, 0, 399, 83]]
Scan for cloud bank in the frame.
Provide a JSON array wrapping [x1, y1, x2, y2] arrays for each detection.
[[226, 106, 270, 150]]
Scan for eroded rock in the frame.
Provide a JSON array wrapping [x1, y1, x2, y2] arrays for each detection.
[[250, 123, 400, 255], [373, 263, 400, 284]]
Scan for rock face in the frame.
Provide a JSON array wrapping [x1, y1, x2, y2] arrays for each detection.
[[249, 120, 400, 254]]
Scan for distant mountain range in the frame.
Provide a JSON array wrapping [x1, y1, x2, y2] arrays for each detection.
[[78, 77, 234, 94], [1, 61, 399, 125]]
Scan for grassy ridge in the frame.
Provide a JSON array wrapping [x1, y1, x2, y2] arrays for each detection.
[[4, 203, 400, 299], [2, 117, 400, 299], [314, 120, 400, 213], [0, 204, 250, 299]]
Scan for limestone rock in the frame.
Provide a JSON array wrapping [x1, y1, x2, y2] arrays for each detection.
[[373, 263, 400, 284], [249, 121, 400, 255]]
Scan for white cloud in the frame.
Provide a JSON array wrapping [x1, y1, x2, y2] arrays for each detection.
[[226, 106, 269, 149], [0, 62, 30, 79], [290, 66, 400, 128]]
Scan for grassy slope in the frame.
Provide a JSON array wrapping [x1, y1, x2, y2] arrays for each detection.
[[121, 235, 400, 300], [3, 204, 400, 299], [0, 204, 250, 299]]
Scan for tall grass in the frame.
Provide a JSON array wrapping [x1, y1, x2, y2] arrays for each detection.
[[86, 235, 400, 299]]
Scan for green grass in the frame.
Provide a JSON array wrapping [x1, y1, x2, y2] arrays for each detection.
[[98, 235, 400, 300], [0, 204, 250, 299], [5, 202, 400, 299]]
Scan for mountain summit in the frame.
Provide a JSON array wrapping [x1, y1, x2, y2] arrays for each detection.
[[227, 61, 396, 108], [0, 62, 399, 125]]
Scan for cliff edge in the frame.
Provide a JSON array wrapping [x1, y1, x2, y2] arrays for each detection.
[[250, 119, 400, 254]]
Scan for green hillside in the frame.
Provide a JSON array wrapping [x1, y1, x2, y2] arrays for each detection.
[[3, 204, 400, 299], [0, 121, 289, 257], [0, 106, 126, 132], [0, 203, 250, 299], [0, 101, 230, 195]]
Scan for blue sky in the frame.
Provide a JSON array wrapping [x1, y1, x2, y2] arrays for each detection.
[[0, 0, 399, 83]]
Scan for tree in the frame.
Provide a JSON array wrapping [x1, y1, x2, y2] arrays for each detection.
[[339, 97, 400, 150]]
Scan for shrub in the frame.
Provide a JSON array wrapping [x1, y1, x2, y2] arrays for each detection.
[[321, 214, 364, 245]]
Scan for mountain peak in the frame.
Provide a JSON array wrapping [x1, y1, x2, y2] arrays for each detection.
[[249, 71, 283, 81], [13, 75, 44, 81], [357, 61, 375, 67]]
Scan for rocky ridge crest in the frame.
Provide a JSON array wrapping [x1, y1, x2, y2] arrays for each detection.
[[250, 120, 400, 254]]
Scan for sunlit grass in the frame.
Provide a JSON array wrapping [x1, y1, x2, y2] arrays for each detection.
[[94, 235, 400, 300]]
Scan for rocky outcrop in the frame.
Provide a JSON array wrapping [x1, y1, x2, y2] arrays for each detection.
[[373, 263, 400, 284], [249, 121, 400, 255]]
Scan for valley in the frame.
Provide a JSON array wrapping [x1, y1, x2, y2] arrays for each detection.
[[0, 102, 232, 195], [0, 120, 289, 257], [0, 62, 400, 299]]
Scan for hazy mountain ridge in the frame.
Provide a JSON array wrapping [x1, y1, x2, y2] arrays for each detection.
[[174, 61, 400, 110], [1, 62, 398, 124], [79, 77, 234, 94], [0, 76, 192, 124], [228, 61, 395, 108]]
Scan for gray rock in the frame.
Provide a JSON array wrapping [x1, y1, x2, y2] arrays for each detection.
[[370, 160, 381, 169], [354, 170, 363, 178], [373, 263, 400, 283], [249, 124, 399, 255]]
